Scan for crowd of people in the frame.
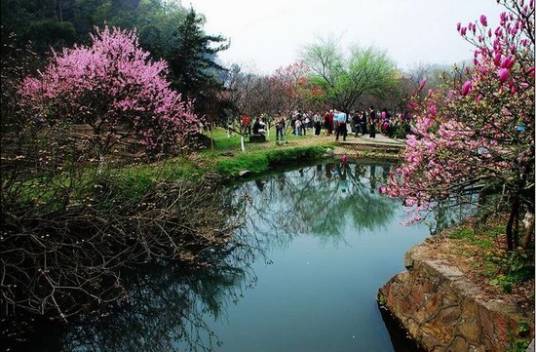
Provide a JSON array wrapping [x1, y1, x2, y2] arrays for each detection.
[[238, 106, 412, 143]]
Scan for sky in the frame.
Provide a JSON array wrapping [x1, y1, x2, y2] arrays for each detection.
[[184, 0, 504, 74]]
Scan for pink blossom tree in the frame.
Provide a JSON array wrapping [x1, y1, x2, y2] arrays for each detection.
[[222, 61, 324, 127], [382, 0, 534, 250], [20, 26, 199, 159], [271, 61, 319, 112]]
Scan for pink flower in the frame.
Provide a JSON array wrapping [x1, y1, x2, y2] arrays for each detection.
[[500, 56, 515, 69], [428, 103, 437, 117], [384, 2, 534, 227], [461, 80, 472, 96], [418, 79, 427, 91], [493, 52, 502, 66], [498, 68, 509, 82], [500, 12, 508, 23], [19, 26, 199, 156]]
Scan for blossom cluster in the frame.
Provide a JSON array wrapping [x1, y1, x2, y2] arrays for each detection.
[[382, 0, 535, 221], [20, 26, 199, 156], [270, 62, 325, 110]]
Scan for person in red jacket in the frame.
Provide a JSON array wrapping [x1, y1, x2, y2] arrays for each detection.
[[324, 110, 334, 135], [241, 114, 252, 135]]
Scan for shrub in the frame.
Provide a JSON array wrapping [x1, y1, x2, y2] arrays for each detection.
[[19, 26, 199, 160]]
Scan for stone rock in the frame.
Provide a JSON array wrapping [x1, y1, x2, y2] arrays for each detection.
[[378, 241, 534, 352]]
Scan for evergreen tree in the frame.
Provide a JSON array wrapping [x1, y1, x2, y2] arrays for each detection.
[[168, 7, 229, 117]]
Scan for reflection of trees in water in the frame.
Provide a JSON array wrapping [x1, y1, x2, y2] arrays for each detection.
[[14, 191, 257, 352], [55, 238, 259, 352], [234, 162, 398, 244], [423, 193, 479, 235], [20, 161, 407, 352]]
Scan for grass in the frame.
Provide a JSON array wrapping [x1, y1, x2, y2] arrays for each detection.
[[190, 127, 336, 177], [12, 127, 334, 209], [19, 124, 408, 204], [448, 226, 493, 249], [214, 145, 329, 177], [207, 126, 336, 152], [14, 157, 204, 211], [448, 222, 533, 294], [112, 158, 203, 199], [199, 127, 335, 177], [208, 126, 308, 151]]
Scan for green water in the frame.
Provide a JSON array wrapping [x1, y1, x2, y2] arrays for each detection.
[[194, 162, 429, 352], [21, 161, 456, 352]]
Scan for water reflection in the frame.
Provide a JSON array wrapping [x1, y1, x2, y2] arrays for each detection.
[[416, 192, 478, 235], [24, 244, 256, 352], [17, 161, 433, 352], [235, 162, 397, 243]]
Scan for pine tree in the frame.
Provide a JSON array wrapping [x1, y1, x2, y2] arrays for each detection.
[[169, 7, 229, 117]]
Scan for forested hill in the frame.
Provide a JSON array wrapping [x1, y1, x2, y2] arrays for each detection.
[[1, 0, 187, 54]]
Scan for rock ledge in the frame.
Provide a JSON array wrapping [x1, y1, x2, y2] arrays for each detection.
[[378, 239, 534, 352]]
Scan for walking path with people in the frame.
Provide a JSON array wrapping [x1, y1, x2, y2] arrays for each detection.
[[209, 125, 406, 161]]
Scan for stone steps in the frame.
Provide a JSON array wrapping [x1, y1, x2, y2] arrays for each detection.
[[337, 141, 404, 154]]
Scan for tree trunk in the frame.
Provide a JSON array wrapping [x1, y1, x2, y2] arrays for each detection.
[[521, 211, 534, 250], [210, 122, 214, 151], [506, 195, 520, 251]]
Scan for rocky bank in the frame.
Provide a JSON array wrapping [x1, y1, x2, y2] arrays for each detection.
[[378, 236, 534, 352]]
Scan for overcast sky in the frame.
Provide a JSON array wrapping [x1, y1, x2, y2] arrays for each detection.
[[185, 0, 503, 74]]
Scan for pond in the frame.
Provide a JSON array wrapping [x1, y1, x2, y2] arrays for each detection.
[[21, 161, 455, 352]]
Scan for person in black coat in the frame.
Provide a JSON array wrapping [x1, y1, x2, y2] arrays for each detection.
[[369, 106, 376, 138]]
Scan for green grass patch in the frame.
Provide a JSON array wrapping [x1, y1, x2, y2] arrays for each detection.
[[216, 152, 270, 176], [449, 223, 535, 293], [11, 156, 204, 212], [449, 225, 495, 249], [209, 129, 242, 151], [207, 126, 321, 152], [486, 250, 534, 292], [10, 126, 334, 214], [449, 226, 476, 240], [215, 145, 328, 177]]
